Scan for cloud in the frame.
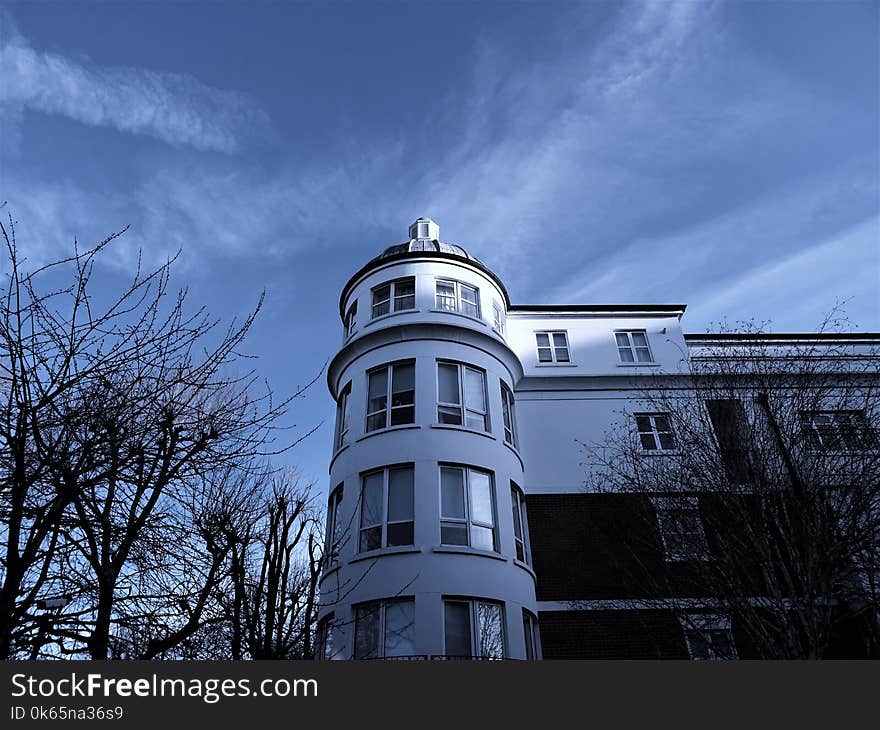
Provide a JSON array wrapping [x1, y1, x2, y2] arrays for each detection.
[[0, 12, 272, 153]]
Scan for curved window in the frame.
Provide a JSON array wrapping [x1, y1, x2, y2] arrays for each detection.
[[522, 610, 539, 660], [435, 278, 480, 318], [500, 381, 517, 447], [437, 362, 488, 431], [492, 301, 505, 335], [334, 382, 351, 450], [354, 598, 415, 659], [316, 614, 338, 660], [439, 466, 496, 551], [510, 483, 531, 565], [443, 598, 504, 659], [343, 301, 357, 338], [325, 484, 344, 567], [372, 277, 415, 319], [366, 361, 415, 432], [359, 466, 415, 551]]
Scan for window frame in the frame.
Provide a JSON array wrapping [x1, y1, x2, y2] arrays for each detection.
[[802, 410, 875, 452], [681, 615, 737, 661], [535, 330, 570, 364], [615, 329, 654, 364], [436, 361, 489, 432], [635, 412, 676, 451], [334, 382, 351, 450], [522, 609, 539, 660], [358, 465, 415, 553], [371, 277, 416, 319], [434, 278, 481, 319], [315, 613, 337, 660], [442, 597, 506, 659], [353, 597, 416, 659], [500, 381, 518, 447], [365, 360, 416, 432], [325, 484, 344, 567], [510, 482, 531, 565], [343, 300, 357, 338], [439, 465, 498, 552], [492, 301, 505, 335], [653, 496, 710, 562]]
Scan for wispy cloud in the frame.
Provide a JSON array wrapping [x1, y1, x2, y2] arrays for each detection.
[[0, 12, 271, 153]]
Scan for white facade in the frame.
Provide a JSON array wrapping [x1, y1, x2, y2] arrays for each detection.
[[316, 218, 696, 660]]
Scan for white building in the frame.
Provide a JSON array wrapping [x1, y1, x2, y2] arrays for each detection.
[[316, 218, 879, 660]]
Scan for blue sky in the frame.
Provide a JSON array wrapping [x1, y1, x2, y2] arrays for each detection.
[[1, 0, 878, 483]]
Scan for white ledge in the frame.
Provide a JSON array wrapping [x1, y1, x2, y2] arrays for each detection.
[[356, 424, 422, 442], [429, 423, 496, 440]]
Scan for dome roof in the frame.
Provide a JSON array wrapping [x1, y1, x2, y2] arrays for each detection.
[[367, 218, 490, 270]]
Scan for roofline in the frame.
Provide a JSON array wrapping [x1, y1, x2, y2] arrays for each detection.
[[509, 304, 687, 318], [684, 332, 880, 343], [338, 249, 511, 319]]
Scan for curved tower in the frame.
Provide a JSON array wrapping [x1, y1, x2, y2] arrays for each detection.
[[317, 218, 540, 660]]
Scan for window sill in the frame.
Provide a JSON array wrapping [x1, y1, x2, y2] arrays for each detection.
[[617, 362, 659, 367], [328, 442, 351, 472], [356, 424, 421, 442], [431, 545, 507, 562], [639, 449, 680, 457], [429, 309, 487, 326], [365, 309, 420, 327], [534, 362, 577, 368], [513, 559, 537, 580], [349, 546, 422, 564], [503, 441, 524, 469], [429, 423, 496, 440]]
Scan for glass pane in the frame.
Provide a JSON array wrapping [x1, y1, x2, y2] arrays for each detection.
[[390, 405, 415, 425], [654, 415, 670, 432], [391, 363, 415, 405], [368, 369, 388, 413], [552, 332, 567, 347], [523, 615, 534, 660], [361, 473, 383, 528], [441, 523, 469, 545], [395, 294, 415, 311], [460, 284, 477, 304], [438, 405, 463, 425], [710, 629, 735, 659], [440, 468, 466, 519], [686, 630, 710, 660], [372, 285, 390, 306], [464, 368, 486, 412], [366, 413, 386, 432], [388, 468, 414, 522], [515, 538, 525, 562], [658, 432, 676, 450], [471, 524, 495, 551], [461, 300, 479, 318], [635, 415, 652, 432], [354, 603, 380, 659], [444, 602, 471, 657], [384, 600, 415, 657], [477, 603, 504, 658], [615, 333, 630, 347], [537, 347, 552, 362], [359, 525, 381, 552], [438, 364, 460, 404], [536, 333, 550, 347], [436, 281, 456, 310], [511, 490, 523, 540], [636, 347, 652, 362], [631, 332, 648, 347], [555, 347, 570, 362], [619, 347, 635, 363], [372, 301, 390, 318], [465, 412, 486, 430], [640, 433, 657, 450], [386, 521, 414, 546], [470, 471, 493, 525]]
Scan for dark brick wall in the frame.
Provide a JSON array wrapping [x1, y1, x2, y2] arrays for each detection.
[[538, 609, 689, 659]]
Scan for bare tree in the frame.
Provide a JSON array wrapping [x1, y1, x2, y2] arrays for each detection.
[[0, 215, 319, 659], [582, 317, 880, 659]]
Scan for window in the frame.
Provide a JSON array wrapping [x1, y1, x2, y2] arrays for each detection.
[[654, 497, 709, 562], [615, 330, 653, 363], [325, 485, 344, 566], [682, 616, 737, 660], [510, 483, 531, 564], [371, 277, 416, 319], [343, 301, 357, 338], [334, 383, 351, 450], [706, 399, 752, 483], [439, 466, 497, 551], [803, 410, 874, 451], [359, 466, 414, 551], [366, 361, 415, 431], [535, 331, 570, 363], [354, 598, 415, 659], [443, 599, 504, 659], [522, 610, 539, 660], [492, 301, 505, 335], [635, 413, 676, 451], [315, 614, 337, 660], [437, 362, 488, 431], [500, 382, 518, 447], [435, 279, 480, 318]]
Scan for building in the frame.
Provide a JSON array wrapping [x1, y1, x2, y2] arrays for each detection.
[[316, 218, 879, 660]]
